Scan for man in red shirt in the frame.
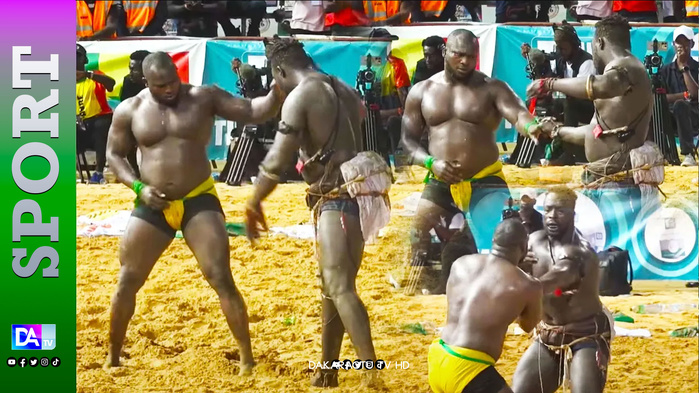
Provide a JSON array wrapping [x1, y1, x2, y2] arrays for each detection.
[[612, 0, 658, 22]]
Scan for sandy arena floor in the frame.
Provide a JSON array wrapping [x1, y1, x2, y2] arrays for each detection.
[[77, 166, 698, 393]]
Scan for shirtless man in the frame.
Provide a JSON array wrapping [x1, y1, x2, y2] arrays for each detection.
[[429, 219, 542, 393], [244, 36, 386, 388], [526, 14, 653, 185], [512, 186, 612, 393], [401, 29, 551, 291], [104, 52, 283, 375]]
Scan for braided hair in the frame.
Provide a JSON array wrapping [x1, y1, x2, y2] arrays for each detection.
[[263, 35, 314, 69], [594, 14, 631, 49], [553, 20, 581, 47]]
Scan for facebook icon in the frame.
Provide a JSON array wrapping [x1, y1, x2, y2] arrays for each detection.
[[11, 324, 56, 350]]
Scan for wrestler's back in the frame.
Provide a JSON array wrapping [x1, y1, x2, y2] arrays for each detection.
[[529, 230, 603, 325], [421, 71, 503, 179], [129, 85, 214, 199], [585, 57, 653, 162], [441, 254, 536, 361]]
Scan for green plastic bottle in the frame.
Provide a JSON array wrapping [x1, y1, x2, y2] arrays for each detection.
[[670, 327, 698, 338]]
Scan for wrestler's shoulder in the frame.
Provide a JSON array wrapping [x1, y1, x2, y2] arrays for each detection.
[[528, 229, 547, 243]]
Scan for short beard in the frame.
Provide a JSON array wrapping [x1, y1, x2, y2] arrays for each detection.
[[446, 62, 472, 83]]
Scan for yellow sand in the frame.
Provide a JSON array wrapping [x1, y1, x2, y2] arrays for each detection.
[[77, 166, 698, 393]]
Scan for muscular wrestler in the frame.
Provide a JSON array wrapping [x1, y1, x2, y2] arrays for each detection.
[[104, 52, 283, 375], [401, 29, 551, 290], [429, 219, 542, 393], [526, 15, 653, 184], [244, 37, 380, 388], [512, 186, 612, 393]]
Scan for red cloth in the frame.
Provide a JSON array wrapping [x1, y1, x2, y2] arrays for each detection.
[[612, 1, 657, 13]]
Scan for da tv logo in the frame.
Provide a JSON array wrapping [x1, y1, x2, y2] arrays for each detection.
[[11, 324, 56, 350]]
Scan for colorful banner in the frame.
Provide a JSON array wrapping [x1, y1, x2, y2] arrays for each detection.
[[1, 1, 76, 390], [468, 187, 698, 282], [202, 39, 391, 160], [492, 24, 699, 142]]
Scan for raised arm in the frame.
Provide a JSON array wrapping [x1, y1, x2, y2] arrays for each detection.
[[210, 84, 283, 125], [400, 82, 429, 166], [106, 101, 138, 188], [538, 257, 584, 294], [531, 65, 634, 101], [518, 282, 543, 333], [492, 79, 545, 142]]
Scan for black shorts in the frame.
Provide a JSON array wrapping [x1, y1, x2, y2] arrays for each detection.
[[132, 193, 224, 238], [462, 366, 508, 393], [319, 198, 360, 217]]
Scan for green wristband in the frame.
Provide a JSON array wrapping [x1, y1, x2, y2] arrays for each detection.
[[424, 155, 435, 170], [523, 118, 540, 136], [132, 180, 145, 196]]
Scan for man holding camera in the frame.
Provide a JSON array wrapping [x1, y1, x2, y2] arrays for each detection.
[[527, 15, 653, 186], [402, 29, 551, 294], [660, 25, 699, 166]]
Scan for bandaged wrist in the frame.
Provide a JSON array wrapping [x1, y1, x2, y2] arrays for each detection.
[[523, 118, 539, 135], [424, 155, 435, 170], [132, 180, 144, 196]]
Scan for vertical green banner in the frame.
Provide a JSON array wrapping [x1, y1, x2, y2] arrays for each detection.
[[0, 1, 76, 391]]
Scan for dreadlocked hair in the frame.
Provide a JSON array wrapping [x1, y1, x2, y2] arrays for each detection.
[[263, 35, 313, 69], [554, 20, 581, 47], [595, 14, 631, 49]]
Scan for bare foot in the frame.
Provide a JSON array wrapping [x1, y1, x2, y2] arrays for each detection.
[[361, 369, 385, 390], [238, 361, 255, 376], [102, 357, 120, 370], [310, 369, 339, 388]]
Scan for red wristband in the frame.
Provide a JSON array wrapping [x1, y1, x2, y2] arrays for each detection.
[[684, 91, 690, 100], [554, 288, 563, 297]]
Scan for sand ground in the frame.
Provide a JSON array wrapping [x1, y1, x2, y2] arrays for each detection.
[[77, 166, 698, 393]]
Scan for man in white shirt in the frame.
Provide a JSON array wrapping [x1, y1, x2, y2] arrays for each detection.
[[290, 1, 328, 35], [575, 0, 612, 21]]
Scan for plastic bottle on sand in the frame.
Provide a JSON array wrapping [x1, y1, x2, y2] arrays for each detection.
[[632, 304, 697, 314]]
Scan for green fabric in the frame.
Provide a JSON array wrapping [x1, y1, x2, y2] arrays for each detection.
[[438, 339, 494, 366], [132, 180, 145, 207]]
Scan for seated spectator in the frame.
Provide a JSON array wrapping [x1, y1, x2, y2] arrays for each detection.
[[686, 0, 699, 23], [495, 0, 551, 23], [76, 0, 121, 41], [168, 0, 224, 38], [413, 35, 445, 85], [574, 0, 612, 21], [324, 1, 372, 36], [219, 1, 267, 37], [119, 50, 151, 178], [288, 1, 329, 35], [660, 25, 699, 166], [612, 0, 658, 22], [76, 44, 116, 184], [119, 0, 167, 37]]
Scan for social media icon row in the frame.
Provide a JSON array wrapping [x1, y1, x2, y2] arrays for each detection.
[[7, 357, 60, 368]]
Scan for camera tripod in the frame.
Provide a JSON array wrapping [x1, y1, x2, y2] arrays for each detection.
[[356, 54, 382, 155]]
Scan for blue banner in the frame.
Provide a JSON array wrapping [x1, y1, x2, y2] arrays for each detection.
[[202, 40, 391, 160], [492, 25, 698, 142]]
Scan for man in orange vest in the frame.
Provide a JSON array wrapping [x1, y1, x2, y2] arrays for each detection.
[[686, 0, 699, 22], [76, 0, 122, 41], [612, 0, 658, 22], [76, 44, 116, 184], [118, 0, 167, 37]]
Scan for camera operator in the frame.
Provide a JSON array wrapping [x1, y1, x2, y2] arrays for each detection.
[[659, 25, 699, 166]]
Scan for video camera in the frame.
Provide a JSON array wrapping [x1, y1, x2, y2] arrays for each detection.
[[234, 59, 273, 98], [356, 54, 381, 106], [644, 39, 667, 78], [525, 48, 556, 81]]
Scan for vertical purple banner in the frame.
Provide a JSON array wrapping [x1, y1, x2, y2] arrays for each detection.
[[0, 1, 76, 391]]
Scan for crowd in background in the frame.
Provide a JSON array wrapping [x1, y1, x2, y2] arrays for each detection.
[[76, 1, 699, 184]]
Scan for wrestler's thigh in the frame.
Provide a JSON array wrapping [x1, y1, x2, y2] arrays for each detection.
[[415, 197, 456, 230], [317, 211, 364, 292], [181, 210, 233, 282], [511, 341, 560, 393], [570, 346, 608, 393], [119, 215, 173, 284]]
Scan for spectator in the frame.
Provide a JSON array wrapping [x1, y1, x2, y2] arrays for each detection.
[[413, 35, 445, 85], [379, 50, 411, 154], [76, 0, 121, 41], [684, 0, 699, 23], [364, 1, 416, 26], [324, 1, 371, 36], [495, 1, 549, 23], [76, 44, 116, 184], [119, 50, 151, 179], [413, 1, 458, 22], [552, 21, 595, 164], [612, 0, 658, 22], [168, 1, 224, 38], [574, 0, 612, 21], [220, 1, 268, 37], [120, 0, 167, 37], [288, 1, 329, 35], [660, 0, 678, 22], [660, 25, 699, 166]]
